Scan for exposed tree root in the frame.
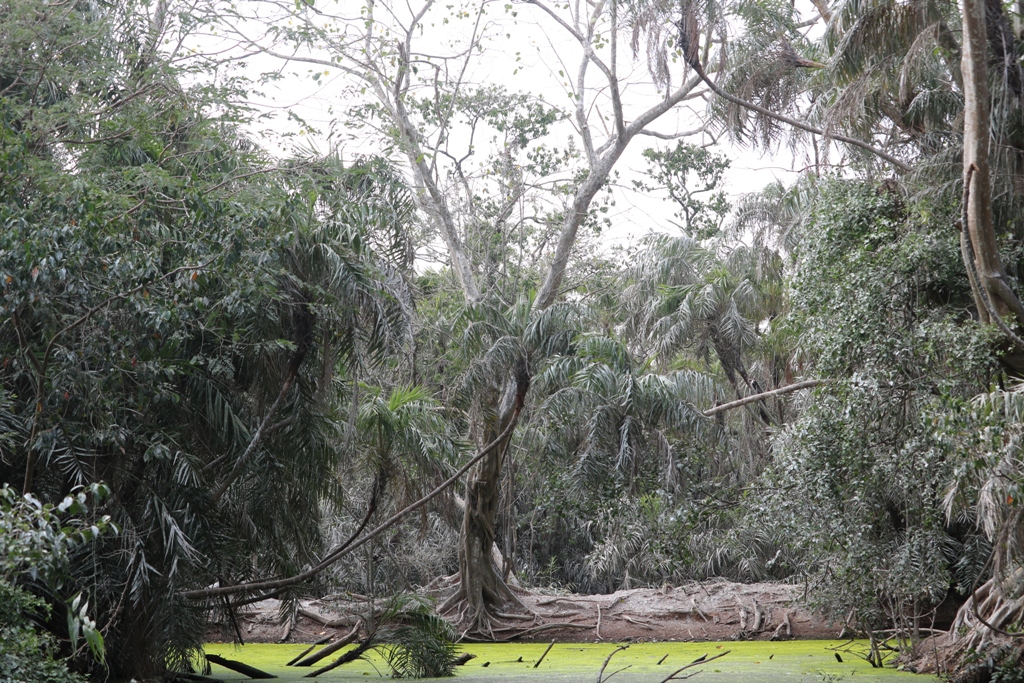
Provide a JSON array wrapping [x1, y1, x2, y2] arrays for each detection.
[[437, 569, 541, 640], [950, 568, 1024, 652]]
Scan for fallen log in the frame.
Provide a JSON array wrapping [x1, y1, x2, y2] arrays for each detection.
[[205, 654, 276, 679], [298, 607, 355, 628], [294, 624, 360, 666], [304, 640, 375, 678], [285, 635, 332, 666]]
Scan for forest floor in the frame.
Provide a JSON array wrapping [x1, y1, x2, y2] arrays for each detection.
[[211, 579, 843, 645]]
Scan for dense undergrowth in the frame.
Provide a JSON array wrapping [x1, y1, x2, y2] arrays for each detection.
[[2, 0, 1024, 680]]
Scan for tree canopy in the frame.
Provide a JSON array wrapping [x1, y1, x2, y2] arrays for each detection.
[[3, 0, 1024, 679]]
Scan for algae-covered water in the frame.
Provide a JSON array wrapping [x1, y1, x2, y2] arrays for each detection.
[[203, 640, 936, 683]]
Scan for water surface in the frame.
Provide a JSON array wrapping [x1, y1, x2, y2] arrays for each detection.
[[203, 640, 935, 682]]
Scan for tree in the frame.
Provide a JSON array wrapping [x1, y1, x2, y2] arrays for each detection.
[[0, 2, 413, 676], [210, 0, 722, 628], [535, 334, 715, 495], [958, 0, 1024, 370], [633, 143, 731, 240], [761, 179, 994, 662], [623, 234, 780, 408]]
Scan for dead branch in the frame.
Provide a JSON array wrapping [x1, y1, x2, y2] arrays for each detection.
[[535, 640, 556, 668], [659, 650, 730, 683], [703, 381, 820, 417], [180, 413, 522, 600], [597, 645, 629, 683]]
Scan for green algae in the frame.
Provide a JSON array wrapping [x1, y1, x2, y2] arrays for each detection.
[[203, 640, 936, 683]]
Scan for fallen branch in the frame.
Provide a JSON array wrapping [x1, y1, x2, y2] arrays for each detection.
[[293, 624, 360, 667], [659, 650, 730, 683], [304, 639, 374, 678], [205, 654, 276, 679], [180, 414, 522, 600], [535, 640, 556, 668], [285, 636, 332, 666], [703, 381, 820, 417]]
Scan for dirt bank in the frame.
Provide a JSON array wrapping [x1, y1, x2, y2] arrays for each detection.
[[208, 579, 842, 644]]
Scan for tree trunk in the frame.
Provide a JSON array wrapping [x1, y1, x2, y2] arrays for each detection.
[[454, 362, 529, 627], [963, 0, 997, 323], [961, 0, 1024, 372]]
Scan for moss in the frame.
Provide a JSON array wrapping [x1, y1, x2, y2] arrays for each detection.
[[204, 640, 937, 682]]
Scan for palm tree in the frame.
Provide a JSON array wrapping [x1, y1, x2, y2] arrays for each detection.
[[535, 334, 717, 495], [0, 10, 416, 669], [623, 235, 778, 408]]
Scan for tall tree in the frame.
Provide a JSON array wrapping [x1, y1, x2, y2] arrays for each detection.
[[214, 0, 716, 628]]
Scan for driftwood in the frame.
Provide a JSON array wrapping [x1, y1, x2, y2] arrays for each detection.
[[304, 640, 374, 678], [204, 654, 276, 679], [659, 650, 730, 683], [454, 653, 477, 665], [596, 645, 629, 683], [285, 635, 332, 666], [293, 624, 360, 667]]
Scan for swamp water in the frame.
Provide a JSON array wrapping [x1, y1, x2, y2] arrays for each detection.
[[203, 640, 937, 683]]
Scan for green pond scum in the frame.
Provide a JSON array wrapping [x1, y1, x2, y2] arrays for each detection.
[[202, 640, 937, 683]]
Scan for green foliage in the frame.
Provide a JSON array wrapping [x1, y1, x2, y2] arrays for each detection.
[[0, 484, 114, 682], [535, 333, 716, 492], [378, 595, 458, 678], [761, 180, 994, 626], [0, 582, 86, 683], [958, 644, 1024, 683], [0, 2, 413, 677], [634, 143, 732, 240]]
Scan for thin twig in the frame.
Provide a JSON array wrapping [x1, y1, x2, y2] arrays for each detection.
[[597, 645, 629, 683], [659, 650, 730, 683]]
